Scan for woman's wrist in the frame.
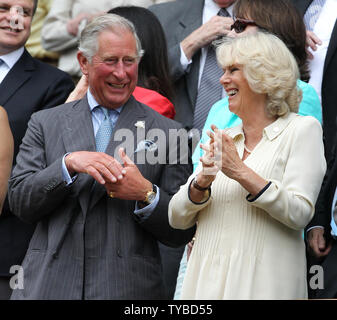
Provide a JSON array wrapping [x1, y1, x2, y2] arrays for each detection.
[[195, 173, 213, 190], [188, 178, 212, 205], [234, 165, 269, 197]]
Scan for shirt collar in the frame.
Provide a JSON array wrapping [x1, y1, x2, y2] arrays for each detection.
[[263, 112, 297, 141], [87, 88, 123, 114], [203, 0, 234, 24], [225, 112, 298, 141], [0, 47, 24, 69]]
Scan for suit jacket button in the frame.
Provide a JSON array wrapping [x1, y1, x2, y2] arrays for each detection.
[[117, 249, 122, 258]]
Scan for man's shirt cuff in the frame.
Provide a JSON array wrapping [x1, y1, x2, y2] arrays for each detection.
[[180, 44, 192, 71], [62, 153, 78, 186], [306, 226, 324, 233], [134, 185, 160, 220]]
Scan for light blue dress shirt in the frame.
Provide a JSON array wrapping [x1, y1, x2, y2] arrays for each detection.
[[62, 89, 160, 218]]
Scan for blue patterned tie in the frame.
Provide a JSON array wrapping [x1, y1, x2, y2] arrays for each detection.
[[95, 107, 118, 152], [304, 0, 326, 31], [193, 8, 230, 134]]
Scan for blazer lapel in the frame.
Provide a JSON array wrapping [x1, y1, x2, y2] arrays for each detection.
[[60, 96, 97, 215], [89, 96, 154, 210], [0, 49, 34, 106]]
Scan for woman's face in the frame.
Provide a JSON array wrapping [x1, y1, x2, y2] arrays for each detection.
[[220, 63, 265, 117]]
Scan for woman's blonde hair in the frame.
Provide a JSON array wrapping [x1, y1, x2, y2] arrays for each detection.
[[216, 31, 302, 116]]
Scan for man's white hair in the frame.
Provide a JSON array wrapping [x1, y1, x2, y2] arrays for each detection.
[[78, 14, 144, 62]]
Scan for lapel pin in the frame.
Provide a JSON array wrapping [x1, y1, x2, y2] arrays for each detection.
[[135, 121, 145, 129]]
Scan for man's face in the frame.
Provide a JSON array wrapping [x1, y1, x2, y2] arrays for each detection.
[[78, 29, 139, 109], [0, 0, 34, 55], [213, 0, 236, 8]]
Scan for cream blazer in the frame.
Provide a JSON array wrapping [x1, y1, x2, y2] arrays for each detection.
[[169, 113, 327, 299]]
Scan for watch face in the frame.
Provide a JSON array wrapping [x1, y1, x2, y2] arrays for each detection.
[[147, 192, 156, 203]]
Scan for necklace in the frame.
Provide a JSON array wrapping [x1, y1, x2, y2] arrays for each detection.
[[244, 144, 252, 154]]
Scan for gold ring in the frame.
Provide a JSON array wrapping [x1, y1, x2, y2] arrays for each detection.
[[108, 192, 114, 198]]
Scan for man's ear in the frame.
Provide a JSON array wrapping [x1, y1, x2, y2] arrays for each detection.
[[77, 51, 89, 76]]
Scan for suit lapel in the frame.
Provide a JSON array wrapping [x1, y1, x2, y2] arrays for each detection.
[[105, 96, 148, 159], [177, 0, 204, 110], [60, 96, 96, 215], [324, 19, 337, 74], [0, 49, 34, 106], [60, 96, 96, 153], [89, 96, 154, 210]]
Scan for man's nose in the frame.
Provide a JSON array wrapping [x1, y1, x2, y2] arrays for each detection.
[[7, 7, 25, 30], [112, 61, 127, 79]]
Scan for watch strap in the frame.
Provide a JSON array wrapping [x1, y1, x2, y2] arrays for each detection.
[[192, 177, 212, 192]]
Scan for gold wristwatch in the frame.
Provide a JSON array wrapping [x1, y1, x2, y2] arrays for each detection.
[[143, 185, 156, 204]]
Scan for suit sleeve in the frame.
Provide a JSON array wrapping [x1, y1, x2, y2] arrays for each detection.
[[167, 43, 189, 82], [8, 112, 74, 224], [307, 142, 337, 233], [136, 122, 196, 247], [149, 4, 190, 82]]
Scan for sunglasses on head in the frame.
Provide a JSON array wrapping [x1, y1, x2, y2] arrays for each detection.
[[230, 19, 258, 33]]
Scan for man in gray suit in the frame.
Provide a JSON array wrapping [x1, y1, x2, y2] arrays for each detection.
[[8, 14, 194, 299], [149, 0, 235, 131]]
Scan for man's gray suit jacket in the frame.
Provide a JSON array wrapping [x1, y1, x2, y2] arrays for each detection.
[[8, 96, 195, 299], [150, 0, 205, 129]]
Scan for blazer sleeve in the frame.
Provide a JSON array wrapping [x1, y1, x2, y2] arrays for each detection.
[[168, 167, 212, 230], [250, 117, 327, 230]]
